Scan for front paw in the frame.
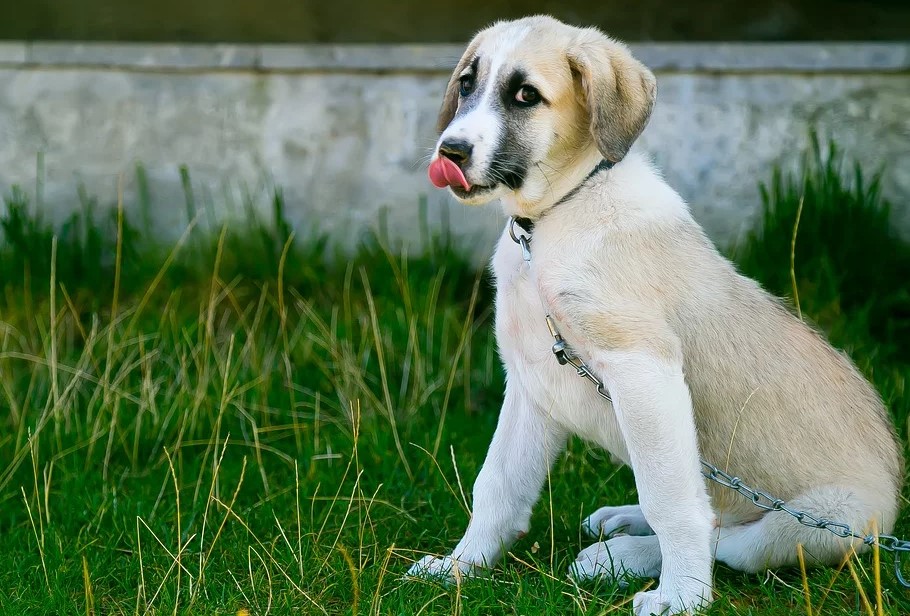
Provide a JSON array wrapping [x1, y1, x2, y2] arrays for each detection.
[[567, 535, 661, 584], [406, 554, 476, 583], [633, 585, 712, 616]]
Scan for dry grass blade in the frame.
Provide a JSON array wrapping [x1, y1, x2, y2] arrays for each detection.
[[135, 516, 147, 615], [371, 543, 396, 616], [338, 544, 360, 614], [871, 520, 883, 616], [410, 442, 470, 517], [22, 485, 50, 594], [790, 193, 805, 320], [432, 272, 482, 459], [796, 543, 813, 616], [82, 554, 94, 616], [359, 268, 413, 479], [164, 448, 183, 615], [449, 445, 470, 515], [846, 549, 875, 616]]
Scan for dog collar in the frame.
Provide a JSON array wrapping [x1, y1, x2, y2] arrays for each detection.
[[512, 158, 614, 234]]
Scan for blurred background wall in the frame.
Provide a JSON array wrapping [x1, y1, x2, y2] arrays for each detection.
[[5, 0, 910, 42], [1, 2, 908, 255]]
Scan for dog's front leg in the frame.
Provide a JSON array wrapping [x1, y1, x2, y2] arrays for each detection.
[[585, 349, 714, 615], [408, 381, 566, 581]]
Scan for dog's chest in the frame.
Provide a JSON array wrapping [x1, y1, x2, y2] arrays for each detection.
[[491, 233, 628, 460]]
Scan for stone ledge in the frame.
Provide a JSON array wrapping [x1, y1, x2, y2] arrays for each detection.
[[23, 42, 259, 69], [0, 42, 907, 73], [630, 42, 910, 72], [258, 44, 465, 71], [0, 42, 26, 64]]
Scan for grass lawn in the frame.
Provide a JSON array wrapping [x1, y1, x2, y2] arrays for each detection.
[[1, 139, 909, 615]]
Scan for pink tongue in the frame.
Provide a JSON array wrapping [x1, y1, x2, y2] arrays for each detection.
[[428, 156, 471, 191]]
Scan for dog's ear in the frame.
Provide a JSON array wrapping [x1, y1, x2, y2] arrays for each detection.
[[568, 30, 657, 163], [436, 36, 483, 134]]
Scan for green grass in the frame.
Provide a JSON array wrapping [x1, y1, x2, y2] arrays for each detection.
[[1, 140, 908, 615]]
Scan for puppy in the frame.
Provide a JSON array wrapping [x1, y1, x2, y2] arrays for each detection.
[[409, 15, 903, 615]]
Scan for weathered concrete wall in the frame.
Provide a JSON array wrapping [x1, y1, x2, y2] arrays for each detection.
[[0, 42, 908, 259]]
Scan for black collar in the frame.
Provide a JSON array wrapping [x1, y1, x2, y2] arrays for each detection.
[[512, 158, 614, 234]]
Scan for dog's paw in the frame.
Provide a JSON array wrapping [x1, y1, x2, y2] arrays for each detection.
[[406, 554, 475, 583], [632, 585, 711, 616], [582, 504, 654, 538], [567, 535, 661, 584]]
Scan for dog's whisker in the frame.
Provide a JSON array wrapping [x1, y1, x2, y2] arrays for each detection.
[[535, 162, 555, 196]]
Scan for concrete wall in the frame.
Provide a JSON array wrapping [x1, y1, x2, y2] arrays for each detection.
[[0, 42, 908, 259]]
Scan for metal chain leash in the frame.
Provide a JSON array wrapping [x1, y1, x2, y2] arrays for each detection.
[[508, 216, 910, 587]]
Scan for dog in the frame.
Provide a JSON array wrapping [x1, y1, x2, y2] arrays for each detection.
[[408, 15, 903, 615]]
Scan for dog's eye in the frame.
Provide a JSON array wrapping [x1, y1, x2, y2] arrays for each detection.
[[459, 75, 475, 97], [515, 85, 541, 106]]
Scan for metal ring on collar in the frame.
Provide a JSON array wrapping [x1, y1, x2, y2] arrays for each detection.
[[508, 216, 529, 245]]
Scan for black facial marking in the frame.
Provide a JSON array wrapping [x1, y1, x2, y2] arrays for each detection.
[[501, 69, 528, 107], [476, 70, 538, 190], [500, 69, 546, 109], [490, 112, 530, 190], [489, 154, 528, 190]]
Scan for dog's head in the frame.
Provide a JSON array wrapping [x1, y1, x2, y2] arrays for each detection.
[[428, 16, 656, 208]]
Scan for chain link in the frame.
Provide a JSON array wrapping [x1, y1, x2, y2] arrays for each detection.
[[508, 216, 910, 588]]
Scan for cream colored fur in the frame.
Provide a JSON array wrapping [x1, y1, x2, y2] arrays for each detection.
[[408, 15, 903, 616]]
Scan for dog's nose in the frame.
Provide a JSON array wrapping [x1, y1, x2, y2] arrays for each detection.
[[438, 140, 473, 166]]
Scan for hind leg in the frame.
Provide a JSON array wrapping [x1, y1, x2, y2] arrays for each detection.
[[714, 485, 895, 572]]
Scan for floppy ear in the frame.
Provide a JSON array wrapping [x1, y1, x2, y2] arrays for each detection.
[[568, 30, 657, 163], [436, 36, 483, 134]]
